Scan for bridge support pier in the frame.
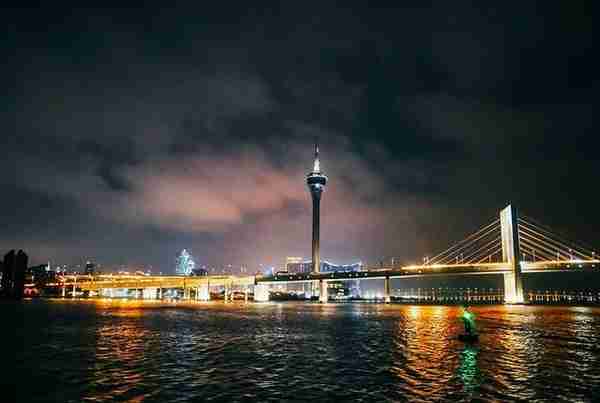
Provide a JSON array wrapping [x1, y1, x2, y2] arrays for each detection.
[[500, 205, 524, 304], [197, 283, 210, 301], [311, 280, 319, 299], [503, 273, 521, 304], [319, 280, 328, 303], [384, 276, 391, 303], [62, 285, 66, 298], [254, 284, 270, 302], [158, 287, 162, 300]]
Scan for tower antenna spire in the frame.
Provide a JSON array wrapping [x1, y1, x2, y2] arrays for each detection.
[[313, 140, 320, 172]]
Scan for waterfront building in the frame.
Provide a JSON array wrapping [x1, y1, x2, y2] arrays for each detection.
[[27, 263, 58, 288], [286, 258, 312, 274], [14, 251, 27, 299], [1, 250, 27, 299], [191, 267, 208, 276], [285, 258, 362, 274], [285, 257, 303, 272], [284, 258, 362, 298], [84, 261, 97, 275], [1, 254, 8, 295], [328, 281, 351, 299], [1, 250, 16, 297]]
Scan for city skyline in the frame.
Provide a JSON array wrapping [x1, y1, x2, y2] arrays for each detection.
[[2, 4, 597, 275], [3, 4, 600, 402]]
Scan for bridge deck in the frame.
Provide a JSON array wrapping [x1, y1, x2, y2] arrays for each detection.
[[258, 260, 600, 283], [61, 275, 255, 291], [59, 260, 599, 290]]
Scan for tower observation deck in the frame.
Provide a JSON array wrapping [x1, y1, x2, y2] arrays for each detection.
[[307, 144, 328, 273]]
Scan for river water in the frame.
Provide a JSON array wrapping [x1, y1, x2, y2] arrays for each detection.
[[4, 299, 600, 402]]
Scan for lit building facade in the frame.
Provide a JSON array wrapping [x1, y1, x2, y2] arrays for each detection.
[[284, 258, 362, 298], [85, 261, 97, 275], [285, 257, 303, 272], [286, 259, 362, 274], [175, 249, 196, 276]]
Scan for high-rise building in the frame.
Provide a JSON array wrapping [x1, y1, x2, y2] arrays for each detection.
[[285, 257, 304, 273], [14, 250, 27, 299], [306, 144, 328, 273], [284, 258, 362, 298], [1, 250, 27, 299], [175, 249, 196, 276], [285, 258, 362, 275], [85, 261, 97, 275], [27, 264, 58, 290], [0, 250, 15, 297], [191, 266, 208, 276]]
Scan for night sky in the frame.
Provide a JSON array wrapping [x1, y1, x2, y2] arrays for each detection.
[[2, 3, 597, 273]]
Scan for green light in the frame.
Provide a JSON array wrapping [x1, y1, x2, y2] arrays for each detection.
[[461, 309, 476, 332]]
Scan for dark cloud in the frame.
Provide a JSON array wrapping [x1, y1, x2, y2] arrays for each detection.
[[1, 3, 598, 272]]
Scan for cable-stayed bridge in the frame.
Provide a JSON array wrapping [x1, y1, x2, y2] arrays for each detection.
[[60, 205, 599, 304], [251, 204, 599, 303]]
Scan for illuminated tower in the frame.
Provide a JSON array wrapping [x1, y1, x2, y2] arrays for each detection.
[[175, 249, 195, 276], [306, 144, 328, 273]]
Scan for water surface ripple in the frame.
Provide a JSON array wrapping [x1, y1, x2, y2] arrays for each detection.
[[4, 300, 600, 402]]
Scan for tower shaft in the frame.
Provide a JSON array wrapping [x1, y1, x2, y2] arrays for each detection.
[[306, 143, 327, 274], [311, 192, 321, 273]]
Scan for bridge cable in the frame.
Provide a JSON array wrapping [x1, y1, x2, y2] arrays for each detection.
[[519, 216, 598, 257], [426, 219, 500, 264], [519, 236, 574, 261], [432, 225, 501, 265], [519, 219, 593, 257], [460, 236, 502, 264], [518, 218, 594, 257], [518, 223, 594, 260], [428, 220, 501, 265], [520, 215, 597, 254], [475, 247, 503, 264], [464, 241, 503, 264], [433, 230, 501, 265], [518, 230, 592, 261], [519, 238, 561, 261], [517, 228, 577, 259]]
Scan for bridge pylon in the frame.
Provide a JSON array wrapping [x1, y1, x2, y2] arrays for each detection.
[[500, 204, 524, 303]]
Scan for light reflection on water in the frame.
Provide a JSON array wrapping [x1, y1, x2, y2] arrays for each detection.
[[3, 300, 600, 402]]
